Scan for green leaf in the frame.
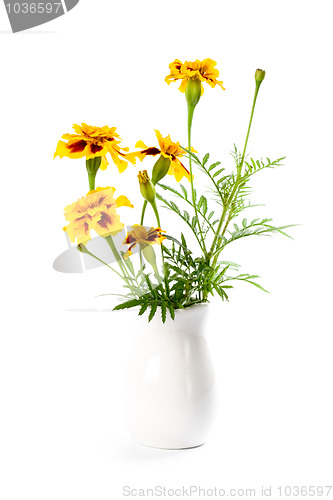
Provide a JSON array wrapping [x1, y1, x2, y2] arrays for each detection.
[[148, 301, 158, 322], [202, 153, 210, 165], [161, 301, 167, 323], [139, 302, 149, 316], [191, 215, 198, 228], [113, 299, 141, 311], [183, 210, 190, 222], [180, 184, 188, 199], [213, 168, 225, 178], [168, 302, 175, 320], [164, 234, 182, 246], [208, 161, 221, 172]]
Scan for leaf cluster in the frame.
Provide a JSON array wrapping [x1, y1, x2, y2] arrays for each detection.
[[112, 146, 294, 322]]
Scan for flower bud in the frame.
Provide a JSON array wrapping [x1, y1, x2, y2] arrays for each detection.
[[151, 156, 171, 185], [185, 77, 202, 108], [255, 69, 266, 84], [138, 170, 156, 203]]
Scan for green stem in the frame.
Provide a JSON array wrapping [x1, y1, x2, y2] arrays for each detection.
[[210, 80, 262, 265], [140, 200, 148, 225], [239, 80, 261, 174], [88, 171, 96, 191], [139, 200, 148, 269], [151, 199, 165, 271], [77, 244, 123, 279], [105, 235, 132, 287], [151, 200, 161, 227], [188, 105, 207, 257], [86, 157, 102, 191]]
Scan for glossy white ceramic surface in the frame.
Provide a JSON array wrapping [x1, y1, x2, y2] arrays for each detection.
[[123, 305, 216, 449]]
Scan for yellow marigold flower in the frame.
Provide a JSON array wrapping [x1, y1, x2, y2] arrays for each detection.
[[64, 187, 133, 245], [165, 58, 225, 94], [123, 225, 166, 259], [54, 123, 138, 173], [135, 130, 191, 183]]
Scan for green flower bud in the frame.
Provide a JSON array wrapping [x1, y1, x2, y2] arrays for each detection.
[[185, 77, 202, 109], [151, 155, 171, 185], [138, 170, 156, 203], [255, 69, 266, 84]]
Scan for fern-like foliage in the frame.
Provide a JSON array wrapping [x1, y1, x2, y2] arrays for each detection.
[[106, 145, 294, 323]]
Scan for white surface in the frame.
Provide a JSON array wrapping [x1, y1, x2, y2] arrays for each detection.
[[0, 0, 332, 498]]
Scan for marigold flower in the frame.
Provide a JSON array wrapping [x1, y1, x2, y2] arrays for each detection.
[[135, 130, 191, 183], [64, 187, 133, 245], [165, 58, 225, 95], [54, 123, 138, 173], [123, 225, 166, 259]]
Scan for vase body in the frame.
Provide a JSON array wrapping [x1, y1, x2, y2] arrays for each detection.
[[123, 304, 216, 449]]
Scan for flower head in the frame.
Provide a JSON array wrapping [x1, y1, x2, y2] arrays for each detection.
[[165, 58, 225, 95], [123, 225, 165, 259], [54, 123, 138, 173], [64, 187, 133, 245], [135, 130, 191, 183]]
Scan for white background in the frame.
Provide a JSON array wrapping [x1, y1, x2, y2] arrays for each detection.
[[0, 0, 332, 498]]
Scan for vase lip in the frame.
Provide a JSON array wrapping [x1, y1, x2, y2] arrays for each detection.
[[118, 302, 210, 314]]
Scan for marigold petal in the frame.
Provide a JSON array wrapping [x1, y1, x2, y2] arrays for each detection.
[[100, 155, 109, 171], [179, 79, 188, 93], [168, 158, 191, 182], [123, 244, 135, 260], [135, 140, 148, 149], [125, 152, 139, 165], [116, 195, 134, 208], [95, 213, 124, 238], [86, 186, 115, 196], [109, 150, 128, 173]]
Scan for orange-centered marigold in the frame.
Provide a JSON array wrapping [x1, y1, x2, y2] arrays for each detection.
[[165, 58, 225, 94], [135, 130, 191, 183], [54, 123, 138, 173]]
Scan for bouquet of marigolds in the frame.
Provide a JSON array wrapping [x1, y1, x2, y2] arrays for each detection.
[[55, 59, 293, 322]]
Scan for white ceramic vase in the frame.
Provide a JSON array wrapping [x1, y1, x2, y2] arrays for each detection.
[[123, 304, 216, 449]]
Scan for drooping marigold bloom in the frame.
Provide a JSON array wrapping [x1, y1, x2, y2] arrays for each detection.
[[123, 225, 166, 259], [135, 130, 191, 183], [165, 58, 225, 94], [64, 187, 133, 245], [54, 123, 138, 173]]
